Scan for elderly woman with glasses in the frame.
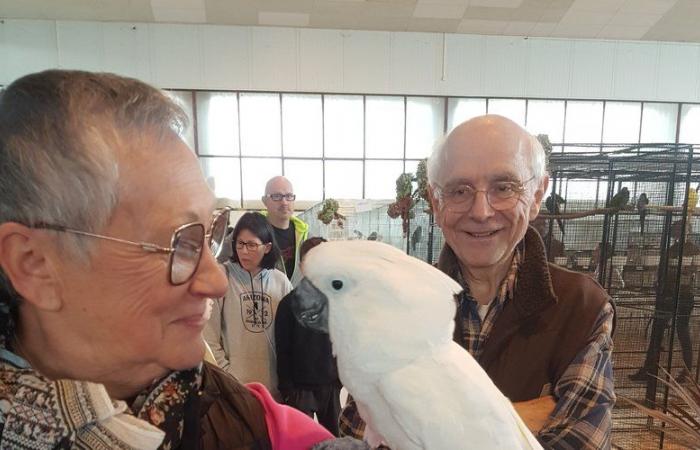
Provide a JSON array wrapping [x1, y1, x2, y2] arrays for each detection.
[[204, 212, 292, 398], [0, 71, 342, 449]]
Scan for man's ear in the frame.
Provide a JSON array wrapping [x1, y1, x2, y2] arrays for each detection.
[[428, 186, 444, 227], [0, 223, 63, 312], [529, 175, 550, 220]]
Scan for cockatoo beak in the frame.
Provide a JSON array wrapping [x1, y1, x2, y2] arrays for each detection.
[[290, 277, 330, 333]]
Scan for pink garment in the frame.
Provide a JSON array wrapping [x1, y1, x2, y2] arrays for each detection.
[[246, 382, 333, 450]]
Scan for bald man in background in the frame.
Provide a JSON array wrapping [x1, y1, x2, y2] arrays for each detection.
[[262, 176, 309, 286]]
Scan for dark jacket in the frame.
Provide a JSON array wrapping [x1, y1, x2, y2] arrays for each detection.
[[183, 362, 272, 450], [275, 291, 340, 391], [660, 240, 700, 300], [442, 227, 611, 402]]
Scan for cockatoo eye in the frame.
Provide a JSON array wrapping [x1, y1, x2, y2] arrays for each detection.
[[332, 280, 343, 290]]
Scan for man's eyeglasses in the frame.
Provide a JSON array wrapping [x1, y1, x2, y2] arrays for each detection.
[[235, 240, 269, 252], [265, 193, 296, 202], [435, 176, 536, 213], [30, 207, 232, 286]]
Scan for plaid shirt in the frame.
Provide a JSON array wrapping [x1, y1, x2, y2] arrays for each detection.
[[452, 251, 520, 361], [340, 251, 615, 450]]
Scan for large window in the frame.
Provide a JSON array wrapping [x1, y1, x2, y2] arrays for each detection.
[[185, 90, 693, 206], [680, 104, 700, 144], [564, 101, 604, 151], [406, 97, 445, 159], [526, 100, 565, 150], [447, 98, 486, 130], [365, 96, 404, 159], [282, 94, 323, 157], [239, 93, 281, 157], [603, 102, 641, 145], [324, 95, 364, 158], [641, 103, 678, 143], [488, 99, 526, 126], [196, 92, 239, 156]]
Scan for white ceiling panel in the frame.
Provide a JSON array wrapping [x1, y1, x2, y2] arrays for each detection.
[[413, 2, 467, 19], [457, 18, 508, 34], [568, 0, 625, 13], [598, 24, 650, 40], [259, 11, 310, 26], [469, 0, 522, 7], [1, 0, 700, 43], [608, 11, 663, 27], [620, 0, 677, 15], [151, 0, 206, 22], [559, 11, 614, 26]]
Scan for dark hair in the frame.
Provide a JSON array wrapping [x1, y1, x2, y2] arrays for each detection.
[[230, 212, 280, 270], [300, 237, 327, 261]]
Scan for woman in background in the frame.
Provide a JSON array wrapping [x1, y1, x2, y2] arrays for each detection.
[[205, 212, 293, 398]]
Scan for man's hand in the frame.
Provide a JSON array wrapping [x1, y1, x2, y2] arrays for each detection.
[[513, 395, 556, 433]]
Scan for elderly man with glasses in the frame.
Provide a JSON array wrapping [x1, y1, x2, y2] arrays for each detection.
[[0, 70, 344, 449], [340, 115, 615, 449], [262, 176, 309, 286]]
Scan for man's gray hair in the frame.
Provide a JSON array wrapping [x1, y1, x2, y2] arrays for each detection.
[[0, 69, 188, 302], [427, 127, 548, 188]]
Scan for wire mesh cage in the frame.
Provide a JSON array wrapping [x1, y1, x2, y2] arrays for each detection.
[[543, 143, 700, 449]]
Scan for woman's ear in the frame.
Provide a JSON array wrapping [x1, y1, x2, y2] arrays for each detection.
[[263, 243, 272, 255], [0, 223, 63, 312]]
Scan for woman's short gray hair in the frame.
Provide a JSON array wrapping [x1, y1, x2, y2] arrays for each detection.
[[0, 70, 188, 302]]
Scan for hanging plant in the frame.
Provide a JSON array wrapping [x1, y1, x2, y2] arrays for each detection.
[[386, 158, 432, 236], [415, 158, 431, 214], [318, 198, 345, 228], [387, 173, 416, 237]]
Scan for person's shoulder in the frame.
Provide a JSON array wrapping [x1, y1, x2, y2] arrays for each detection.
[[200, 362, 272, 446], [263, 268, 294, 291], [290, 215, 309, 232], [547, 263, 609, 309], [202, 361, 253, 397], [279, 287, 297, 303], [276, 293, 294, 316], [223, 260, 243, 276], [266, 267, 290, 281]]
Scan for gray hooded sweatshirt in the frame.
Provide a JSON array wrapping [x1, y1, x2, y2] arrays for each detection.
[[204, 261, 292, 396]]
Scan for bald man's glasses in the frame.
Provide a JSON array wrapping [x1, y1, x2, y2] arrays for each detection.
[[436, 177, 535, 213], [30, 208, 231, 286], [266, 193, 296, 201]]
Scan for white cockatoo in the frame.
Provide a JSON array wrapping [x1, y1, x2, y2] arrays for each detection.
[[290, 240, 542, 450]]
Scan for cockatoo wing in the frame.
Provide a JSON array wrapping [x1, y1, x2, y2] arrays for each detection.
[[376, 344, 543, 450]]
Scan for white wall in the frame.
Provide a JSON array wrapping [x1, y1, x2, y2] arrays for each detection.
[[2, 18, 700, 102]]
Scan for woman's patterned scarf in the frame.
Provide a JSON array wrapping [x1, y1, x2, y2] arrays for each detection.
[[0, 340, 202, 450]]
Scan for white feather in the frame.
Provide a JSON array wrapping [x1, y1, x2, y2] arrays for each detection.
[[303, 240, 542, 450]]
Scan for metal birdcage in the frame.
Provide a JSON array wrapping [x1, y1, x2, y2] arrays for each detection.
[[545, 143, 700, 449]]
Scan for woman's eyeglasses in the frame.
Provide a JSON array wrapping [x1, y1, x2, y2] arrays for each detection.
[[235, 240, 269, 252], [30, 207, 232, 286]]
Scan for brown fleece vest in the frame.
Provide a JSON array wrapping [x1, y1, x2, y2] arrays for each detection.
[[192, 362, 272, 450], [440, 228, 610, 402]]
